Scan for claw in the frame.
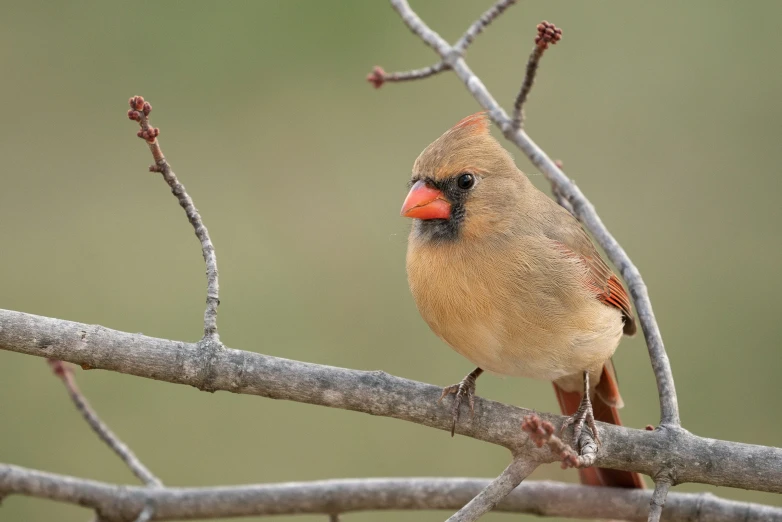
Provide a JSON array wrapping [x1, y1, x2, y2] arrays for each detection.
[[559, 371, 602, 454], [438, 368, 483, 437]]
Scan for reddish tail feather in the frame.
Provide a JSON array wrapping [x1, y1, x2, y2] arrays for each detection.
[[553, 364, 645, 489]]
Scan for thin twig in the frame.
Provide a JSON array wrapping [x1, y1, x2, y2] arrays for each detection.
[[512, 21, 562, 129], [454, 0, 519, 54], [648, 478, 672, 522], [381, 0, 681, 429], [521, 414, 597, 469], [366, 63, 447, 88], [46, 360, 163, 488], [127, 96, 220, 341], [446, 458, 537, 522]]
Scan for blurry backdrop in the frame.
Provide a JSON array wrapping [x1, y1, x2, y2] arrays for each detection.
[[1, 1, 781, 521]]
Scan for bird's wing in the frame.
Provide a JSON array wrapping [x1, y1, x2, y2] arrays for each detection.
[[549, 226, 636, 336]]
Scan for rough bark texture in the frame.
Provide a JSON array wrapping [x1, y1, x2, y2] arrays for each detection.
[[2, 308, 781, 493], [2, 465, 781, 522]]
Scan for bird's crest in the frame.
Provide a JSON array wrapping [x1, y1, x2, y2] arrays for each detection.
[[450, 112, 490, 137]]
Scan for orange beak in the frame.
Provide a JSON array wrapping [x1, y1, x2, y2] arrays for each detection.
[[400, 180, 451, 220]]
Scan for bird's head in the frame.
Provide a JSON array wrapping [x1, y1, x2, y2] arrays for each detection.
[[401, 112, 525, 242]]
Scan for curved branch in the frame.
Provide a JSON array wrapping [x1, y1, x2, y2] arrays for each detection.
[[2, 464, 781, 522], [127, 96, 220, 341], [1, 308, 780, 493]]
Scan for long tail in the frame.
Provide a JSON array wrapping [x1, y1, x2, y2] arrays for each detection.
[[553, 363, 645, 488]]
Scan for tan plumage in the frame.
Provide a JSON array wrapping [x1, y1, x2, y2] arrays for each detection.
[[403, 113, 643, 489]]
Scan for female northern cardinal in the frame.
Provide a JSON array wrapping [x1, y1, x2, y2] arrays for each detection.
[[401, 112, 643, 488]]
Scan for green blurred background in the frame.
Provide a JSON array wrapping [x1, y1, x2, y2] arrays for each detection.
[[2, 1, 781, 521]]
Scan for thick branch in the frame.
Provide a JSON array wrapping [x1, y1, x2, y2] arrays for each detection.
[[2, 465, 781, 522], [385, 0, 680, 428], [1, 308, 780, 493]]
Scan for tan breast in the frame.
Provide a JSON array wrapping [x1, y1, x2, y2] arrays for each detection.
[[406, 233, 623, 382]]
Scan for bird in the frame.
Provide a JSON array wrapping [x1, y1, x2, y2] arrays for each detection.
[[400, 112, 644, 489]]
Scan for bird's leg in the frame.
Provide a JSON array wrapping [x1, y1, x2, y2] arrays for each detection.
[[559, 370, 601, 449], [438, 367, 483, 437]]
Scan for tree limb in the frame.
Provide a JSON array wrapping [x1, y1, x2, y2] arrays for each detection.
[[2, 464, 781, 522], [2, 308, 781, 493]]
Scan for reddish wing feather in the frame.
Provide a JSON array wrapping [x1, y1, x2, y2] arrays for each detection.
[[554, 241, 636, 336]]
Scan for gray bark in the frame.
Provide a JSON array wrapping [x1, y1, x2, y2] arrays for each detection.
[[2, 464, 780, 522]]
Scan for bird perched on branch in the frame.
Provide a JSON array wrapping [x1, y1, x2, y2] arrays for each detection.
[[401, 112, 643, 489]]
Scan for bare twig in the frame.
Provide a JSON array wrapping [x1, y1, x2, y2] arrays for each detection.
[[648, 477, 673, 522], [46, 360, 162, 488], [512, 21, 562, 128], [454, 0, 519, 54], [366, 63, 447, 88], [522, 414, 596, 469], [381, 0, 680, 429], [3, 464, 781, 522], [446, 458, 537, 522], [127, 96, 220, 341], [4, 309, 781, 493]]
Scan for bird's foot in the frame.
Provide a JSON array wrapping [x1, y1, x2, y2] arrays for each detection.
[[559, 372, 601, 450], [438, 368, 483, 437]]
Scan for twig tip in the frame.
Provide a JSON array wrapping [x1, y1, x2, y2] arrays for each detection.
[[535, 21, 562, 51], [366, 66, 386, 89]]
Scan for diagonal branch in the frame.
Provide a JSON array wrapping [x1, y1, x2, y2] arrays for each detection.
[[454, 0, 519, 54], [127, 96, 220, 341], [446, 458, 537, 522], [46, 360, 162, 488], [3, 464, 781, 522], [2, 308, 781, 493]]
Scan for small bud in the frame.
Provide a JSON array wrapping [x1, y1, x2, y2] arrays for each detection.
[[366, 66, 386, 89], [143, 102, 152, 115], [137, 130, 143, 138]]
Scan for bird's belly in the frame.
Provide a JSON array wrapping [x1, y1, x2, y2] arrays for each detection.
[[432, 305, 623, 382]]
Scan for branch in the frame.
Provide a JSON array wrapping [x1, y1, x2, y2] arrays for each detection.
[[127, 96, 220, 341], [446, 458, 537, 522], [3, 464, 781, 522], [2, 308, 781, 493], [46, 360, 163, 488], [454, 0, 518, 54], [648, 477, 673, 522], [512, 21, 562, 128], [383, 0, 680, 429], [366, 63, 447, 88]]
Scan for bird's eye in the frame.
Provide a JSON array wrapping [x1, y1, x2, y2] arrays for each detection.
[[457, 173, 475, 190]]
